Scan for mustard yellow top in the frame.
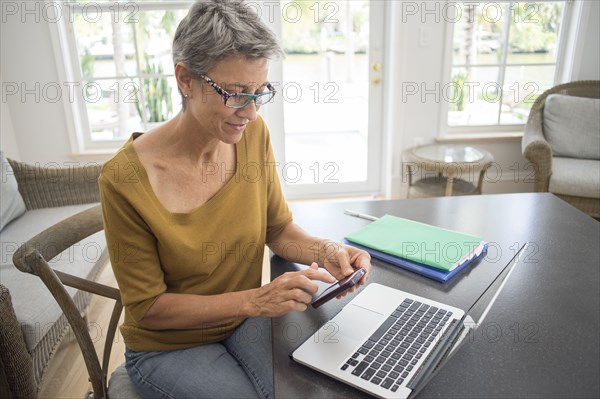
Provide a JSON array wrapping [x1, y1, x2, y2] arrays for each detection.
[[99, 117, 292, 352]]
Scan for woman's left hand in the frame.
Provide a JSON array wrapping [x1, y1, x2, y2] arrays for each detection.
[[320, 242, 371, 298]]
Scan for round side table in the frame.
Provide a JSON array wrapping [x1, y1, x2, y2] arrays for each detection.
[[402, 144, 494, 198]]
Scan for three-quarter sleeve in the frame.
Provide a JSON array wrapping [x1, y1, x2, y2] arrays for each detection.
[[99, 173, 166, 322], [263, 125, 293, 242]]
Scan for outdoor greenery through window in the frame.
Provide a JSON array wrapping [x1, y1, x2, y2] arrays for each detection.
[[68, 0, 376, 188], [448, 1, 567, 128], [70, 0, 371, 150], [71, 2, 191, 142], [280, 0, 371, 184]]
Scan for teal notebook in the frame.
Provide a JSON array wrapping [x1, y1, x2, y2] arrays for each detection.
[[345, 215, 484, 272]]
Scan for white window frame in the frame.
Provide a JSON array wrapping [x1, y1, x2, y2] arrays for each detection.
[[438, 0, 575, 137], [49, 0, 193, 154], [50, 0, 388, 202]]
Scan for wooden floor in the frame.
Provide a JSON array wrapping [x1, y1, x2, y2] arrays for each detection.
[[37, 248, 270, 398]]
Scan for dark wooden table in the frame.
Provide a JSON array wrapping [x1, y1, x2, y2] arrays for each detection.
[[271, 193, 600, 398]]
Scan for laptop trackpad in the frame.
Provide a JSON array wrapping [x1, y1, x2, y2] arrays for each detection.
[[334, 305, 384, 341]]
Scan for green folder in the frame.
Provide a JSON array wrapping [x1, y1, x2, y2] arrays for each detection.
[[345, 215, 484, 271]]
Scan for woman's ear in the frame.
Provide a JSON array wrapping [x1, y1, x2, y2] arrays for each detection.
[[175, 63, 193, 97]]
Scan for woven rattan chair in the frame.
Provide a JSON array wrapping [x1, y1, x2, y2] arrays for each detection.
[[12, 205, 140, 399], [522, 80, 600, 218], [1, 159, 139, 398], [1, 158, 103, 397], [6, 159, 102, 210], [0, 283, 36, 398]]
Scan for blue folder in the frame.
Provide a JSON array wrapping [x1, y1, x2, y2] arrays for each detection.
[[344, 240, 488, 283]]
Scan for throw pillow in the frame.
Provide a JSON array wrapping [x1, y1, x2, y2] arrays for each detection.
[[1, 151, 26, 231], [543, 94, 600, 160]]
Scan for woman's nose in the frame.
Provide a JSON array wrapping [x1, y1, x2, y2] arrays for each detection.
[[235, 100, 258, 121]]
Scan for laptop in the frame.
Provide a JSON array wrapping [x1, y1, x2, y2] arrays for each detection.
[[292, 244, 527, 399]]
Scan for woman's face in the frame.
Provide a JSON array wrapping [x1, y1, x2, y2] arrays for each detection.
[[184, 56, 269, 145]]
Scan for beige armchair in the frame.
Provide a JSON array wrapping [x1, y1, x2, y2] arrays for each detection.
[[522, 80, 600, 218]]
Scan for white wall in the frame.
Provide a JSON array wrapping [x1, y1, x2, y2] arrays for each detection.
[[575, 0, 600, 80], [1, 0, 599, 194], [1, 0, 73, 164], [0, 76, 21, 159]]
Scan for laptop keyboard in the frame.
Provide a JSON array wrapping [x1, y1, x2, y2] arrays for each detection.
[[340, 298, 453, 392]]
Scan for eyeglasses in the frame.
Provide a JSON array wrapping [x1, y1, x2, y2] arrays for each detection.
[[199, 74, 276, 109]]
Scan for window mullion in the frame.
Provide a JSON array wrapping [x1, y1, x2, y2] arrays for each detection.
[[553, 0, 572, 84], [52, 3, 90, 152], [495, 2, 512, 125], [130, 23, 149, 129]]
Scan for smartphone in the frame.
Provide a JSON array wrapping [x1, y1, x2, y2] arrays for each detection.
[[311, 268, 367, 309]]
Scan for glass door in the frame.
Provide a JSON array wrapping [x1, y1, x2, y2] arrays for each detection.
[[265, 0, 385, 198]]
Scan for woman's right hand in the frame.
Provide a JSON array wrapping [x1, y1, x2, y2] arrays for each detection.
[[246, 262, 336, 317]]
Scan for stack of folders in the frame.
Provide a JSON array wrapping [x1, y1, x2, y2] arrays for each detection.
[[344, 215, 487, 283]]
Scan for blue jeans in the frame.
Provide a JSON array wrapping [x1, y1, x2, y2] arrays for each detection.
[[125, 317, 273, 399]]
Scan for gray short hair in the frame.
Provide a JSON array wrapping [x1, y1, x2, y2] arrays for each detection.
[[173, 0, 284, 102]]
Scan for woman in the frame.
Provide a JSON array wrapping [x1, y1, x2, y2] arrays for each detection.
[[99, 1, 371, 398]]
